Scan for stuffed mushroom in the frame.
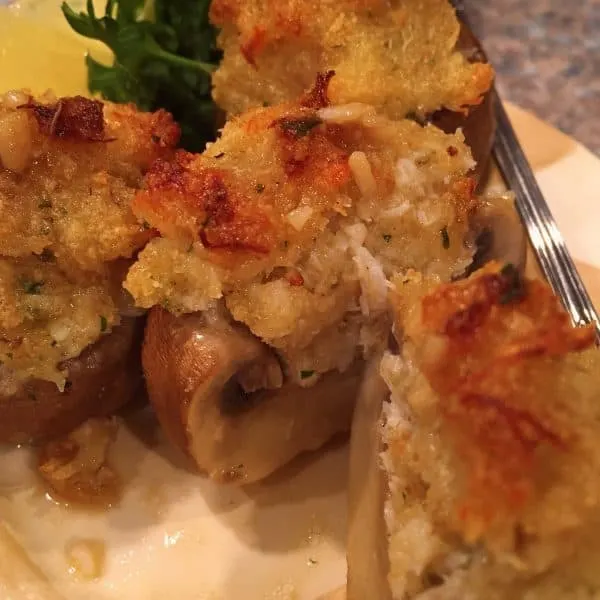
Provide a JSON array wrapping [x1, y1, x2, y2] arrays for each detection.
[[123, 64, 522, 484], [0, 90, 179, 442], [347, 263, 600, 600]]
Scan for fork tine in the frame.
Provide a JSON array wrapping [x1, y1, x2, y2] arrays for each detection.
[[493, 91, 600, 342]]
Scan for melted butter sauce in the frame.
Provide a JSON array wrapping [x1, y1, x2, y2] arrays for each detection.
[[1, 418, 348, 599]]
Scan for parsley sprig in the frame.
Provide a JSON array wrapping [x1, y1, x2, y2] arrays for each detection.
[[61, 0, 222, 150]]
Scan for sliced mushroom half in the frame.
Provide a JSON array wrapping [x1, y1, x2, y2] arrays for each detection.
[[143, 307, 363, 484]]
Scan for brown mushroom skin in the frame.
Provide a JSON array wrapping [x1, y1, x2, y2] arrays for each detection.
[[143, 307, 363, 484], [430, 23, 496, 185], [0, 317, 144, 444]]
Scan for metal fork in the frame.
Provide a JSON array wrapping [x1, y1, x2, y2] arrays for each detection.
[[453, 1, 600, 342]]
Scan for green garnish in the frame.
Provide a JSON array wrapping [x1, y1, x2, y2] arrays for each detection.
[[21, 279, 44, 295], [255, 183, 265, 193], [382, 234, 392, 243], [100, 315, 108, 332], [440, 226, 450, 249], [38, 199, 52, 209], [61, 0, 222, 151], [276, 116, 322, 139], [300, 370, 315, 379]]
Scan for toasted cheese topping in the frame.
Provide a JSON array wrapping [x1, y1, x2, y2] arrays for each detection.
[[382, 263, 600, 598]]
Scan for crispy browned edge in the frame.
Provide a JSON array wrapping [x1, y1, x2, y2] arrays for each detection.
[[430, 22, 496, 186]]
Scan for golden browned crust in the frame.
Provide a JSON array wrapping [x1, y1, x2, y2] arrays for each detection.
[[392, 262, 596, 539], [210, 0, 493, 118], [20, 96, 106, 142], [133, 152, 280, 255], [128, 75, 478, 296], [132, 88, 358, 267], [0, 92, 180, 271], [127, 76, 482, 404]]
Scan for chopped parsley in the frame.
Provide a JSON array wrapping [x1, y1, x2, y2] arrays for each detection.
[[440, 226, 450, 249], [62, 0, 222, 151], [100, 315, 108, 332], [382, 233, 392, 243], [21, 279, 44, 295], [300, 369, 315, 379], [277, 116, 322, 139], [255, 183, 265, 193], [38, 199, 53, 209]]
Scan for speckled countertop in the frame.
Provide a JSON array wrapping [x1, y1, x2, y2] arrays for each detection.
[[462, 0, 600, 155]]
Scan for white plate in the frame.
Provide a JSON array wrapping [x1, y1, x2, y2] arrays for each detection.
[[0, 4, 599, 599]]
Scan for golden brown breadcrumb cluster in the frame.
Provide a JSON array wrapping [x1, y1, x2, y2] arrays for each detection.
[[125, 73, 481, 386], [0, 91, 179, 385], [210, 0, 493, 117], [382, 263, 600, 598]]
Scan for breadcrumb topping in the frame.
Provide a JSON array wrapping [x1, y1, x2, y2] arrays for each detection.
[[211, 0, 493, 118], [381, 263, 600, 598], [0, 91, 179, 384]]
